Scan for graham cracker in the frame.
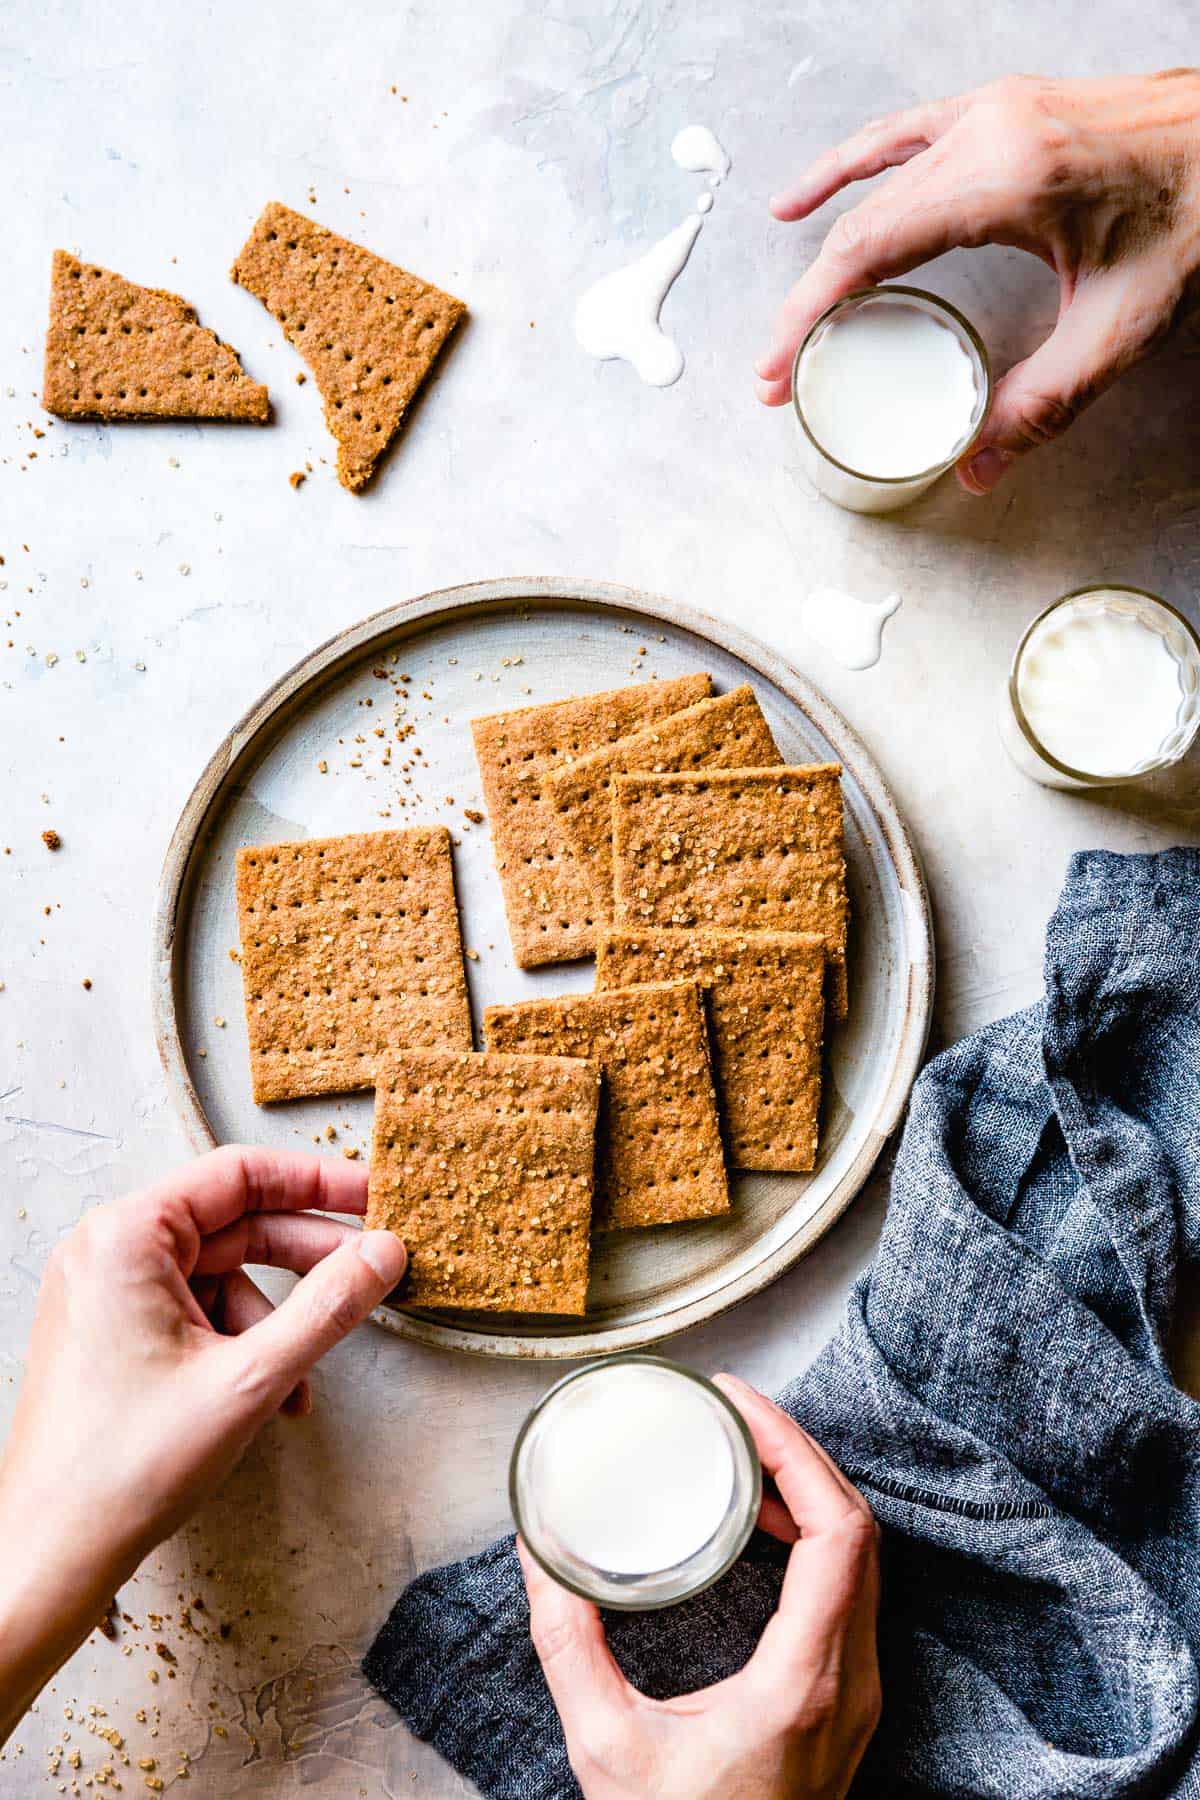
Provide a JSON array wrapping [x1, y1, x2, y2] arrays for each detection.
[[236, 828, 471, 1103], [484, 981, 729, 1231], [471, 673, 712, 969], [43, 250, 268, 422], [596, 928, 825, 1171], [366, 1049, 600, 1314], [230, 202, 465, 492], [547, 684, 781, 925], [611, 765, 850, 1016]]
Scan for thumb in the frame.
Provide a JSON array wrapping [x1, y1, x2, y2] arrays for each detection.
[[958, 275, 1162, 494], [517, 1539, 632, 1744], [232, 1230, 406, 1406]]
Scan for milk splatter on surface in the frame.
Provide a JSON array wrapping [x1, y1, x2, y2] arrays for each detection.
[[574, 215, 704, 387], [574, 125, 731, 387], [801, 588, 903, 671], [670, 124, 731, 182]]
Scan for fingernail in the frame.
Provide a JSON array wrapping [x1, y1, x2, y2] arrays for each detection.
[[358, 1229, 407, 1285], [962, 446, 1011, 493]]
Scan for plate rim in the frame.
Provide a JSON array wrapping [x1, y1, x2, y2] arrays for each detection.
[[152, 575, 934, 1359]]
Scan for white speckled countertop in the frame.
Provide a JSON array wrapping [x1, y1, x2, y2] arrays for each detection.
[[2, 2, 1199, 1792]]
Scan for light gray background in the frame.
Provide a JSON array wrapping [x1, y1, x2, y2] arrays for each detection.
[[2, 1, 1198, 1793]]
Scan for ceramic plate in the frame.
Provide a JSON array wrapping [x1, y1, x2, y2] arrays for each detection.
[[154, 578, 932, 1357]]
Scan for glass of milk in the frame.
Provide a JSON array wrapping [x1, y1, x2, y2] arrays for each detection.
[[511, 1355, 762, 1610], [792, 286, 991, 513], [1000, 586, 1200, 789]]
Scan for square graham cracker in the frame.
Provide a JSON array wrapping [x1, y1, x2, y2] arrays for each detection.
[[470, 673, 712, 969], [366, 1049, 601, 1315], [546, 684, 781, 926], [611, 765, 850, 1017], [596, 928, 826, 1172], [230, 202, 465, 492], [44, 250, 268, 422], [236, 828, 472, 1103], [484, 981, 729, 1231]]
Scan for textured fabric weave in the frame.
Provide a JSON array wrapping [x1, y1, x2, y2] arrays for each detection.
[[365, 849, 1200, 1799]]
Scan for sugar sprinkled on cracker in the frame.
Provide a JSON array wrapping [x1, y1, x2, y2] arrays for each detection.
[[367, 1049, 600, 1314], [547, 684, 781, 924], [471, 674, 711, 969], [43, 250, 268, 422], [596, 928, 825, 1171], [611, 765, 849, 1016], [236, 827, 471, 1103], [484, 981, 728, 1230], [230, 202, 464, 492]]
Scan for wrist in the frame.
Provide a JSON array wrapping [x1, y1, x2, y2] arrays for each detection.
[[0, 1479, 137, 1746]]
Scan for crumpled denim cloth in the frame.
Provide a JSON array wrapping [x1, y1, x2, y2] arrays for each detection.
[[365, 849, 1200, 1800]]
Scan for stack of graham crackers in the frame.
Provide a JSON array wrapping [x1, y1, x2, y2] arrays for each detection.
[[234, 674, 848, 1318]]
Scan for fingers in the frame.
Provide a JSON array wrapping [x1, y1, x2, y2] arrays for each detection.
[[756, 1489, 800, 1546], [517, 1539, 631, 1741], [192, 1211, 360, 1278], [225, 1231, 406, 1411], [134, 1144, 369, 1241], [194, 1271, 315, 1416], [756, 145, 988, 398], [714, 1374, 868, 1537], [215, 1270, 312, 1417], [769, 97, 963, 222], [711, 1378, 879, 1697], [959, 273, 1168, 493]]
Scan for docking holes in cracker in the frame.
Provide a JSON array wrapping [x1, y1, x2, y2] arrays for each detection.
[[235, 827, 471, 1103]]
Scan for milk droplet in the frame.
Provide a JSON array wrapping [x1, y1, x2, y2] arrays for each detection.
[[801, 588, 903, 671], [671, 125, 731, 183], [574, 214, 704, 387]]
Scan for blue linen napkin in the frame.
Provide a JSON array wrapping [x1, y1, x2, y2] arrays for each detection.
[[365, 849, 1200, 1799]]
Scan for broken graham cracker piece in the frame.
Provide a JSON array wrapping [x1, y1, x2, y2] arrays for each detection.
[[484, 981, 729, 1231], [471, 673, 711, 969], [596, 928, 825, 1172], [230, 202, 465, 492], [612, 765, 850, 1017], [367, 1049, 600, 1315], [236, 828, 471, 1104], [547, 684, 781, 925], [43, 250, 268, 422]]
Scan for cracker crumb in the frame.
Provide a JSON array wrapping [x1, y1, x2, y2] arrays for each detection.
[[342, 1145, 360, 1160], [289, 470, 306, 489], [81, 977, 92, 990], [41, 829, 61, 851]]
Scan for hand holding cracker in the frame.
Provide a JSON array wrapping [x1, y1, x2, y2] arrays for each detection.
[[0, 1147, 404, 1742]]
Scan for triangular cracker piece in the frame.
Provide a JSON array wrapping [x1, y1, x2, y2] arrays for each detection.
[[230, 202, 466, 492], [43, 250, 269, 422]]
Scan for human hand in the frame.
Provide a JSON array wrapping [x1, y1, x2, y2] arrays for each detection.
[[0, 1146, 406, 1740], [755, 69, 1200, 492], [519, 1374, 880, 1800]]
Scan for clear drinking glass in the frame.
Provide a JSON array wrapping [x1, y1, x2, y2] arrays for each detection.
[[999, 586, 1200, 790], [792, 286, 991, 514], [510, 1354, 762, 1611]]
